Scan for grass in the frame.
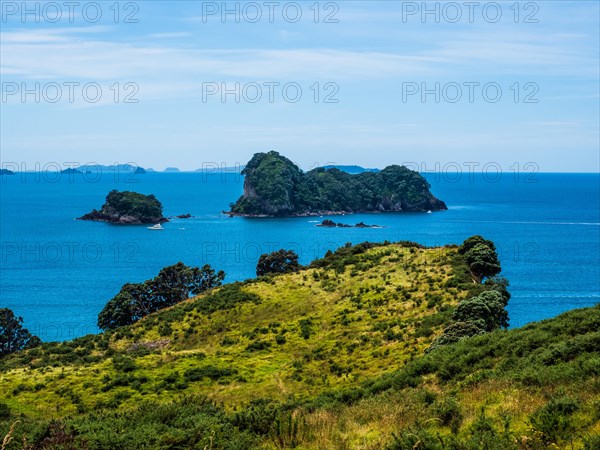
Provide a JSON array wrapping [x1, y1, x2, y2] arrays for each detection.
[[1, 241, 598, 449], [0, 244, 467, 418]]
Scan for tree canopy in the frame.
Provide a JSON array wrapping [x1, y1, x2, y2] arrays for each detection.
[[80, 190, 166, 224], [98, 263, 225, 330], [431, 236, 508, 349], [452, 290, 509, 332], [0, 308, 40, 356], [464, 243, 501, 281], [256, 249, 301, 277]]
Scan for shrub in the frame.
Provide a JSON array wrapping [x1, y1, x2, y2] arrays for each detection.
[[433, 397, 463, 432], [256, 249, 301, 276], [184, 365, 237, 382], [0, 402, 10, 420], [246, 340, 271, 352], [530, 395, 580, 443], [453, 291, 508, 331]]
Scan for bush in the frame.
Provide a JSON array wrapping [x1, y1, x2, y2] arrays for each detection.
[[452, 291, 508, 331], [530, 395, 580, 443], [112, 355, 138, 372], [256, 249, 301, 276], [196, 283, 261, 315], [0, 402, 10, 420], [461, 237, 501, 281], [184, 365, 237, 382], [246, 340, 271, 352], [429, 321, 485, 349]]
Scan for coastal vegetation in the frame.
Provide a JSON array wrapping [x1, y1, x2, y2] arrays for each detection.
[[98, 263, 225, 330], [0, 309, 40, 357], [1, 238, 598, 449], [255, 249, 301, 276], [229, 151, 447, 216], [78, 190, 167, 224]]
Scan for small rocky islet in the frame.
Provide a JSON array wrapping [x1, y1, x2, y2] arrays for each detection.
[[78, 190, 168, 224], [316, 219, 384, 228]]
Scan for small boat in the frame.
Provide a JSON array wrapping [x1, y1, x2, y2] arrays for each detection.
[[147, 223, 164, 230], [426, 210, 432, 214]]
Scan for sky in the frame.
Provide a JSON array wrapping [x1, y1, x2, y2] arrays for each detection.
[[1, 1, 599, 172]]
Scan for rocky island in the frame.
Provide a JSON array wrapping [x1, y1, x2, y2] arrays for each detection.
[[317, 219, 383, 228], [78, 190, 168, 224], [228, 151, 446, 217]]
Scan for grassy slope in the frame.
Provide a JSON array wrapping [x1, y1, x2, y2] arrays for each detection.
[[1, 242, 598, 449], [0, 243, 471, 418], [290, 303, 600, 449]]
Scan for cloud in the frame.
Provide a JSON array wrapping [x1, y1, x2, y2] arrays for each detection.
[[1, 23, 597, 100]]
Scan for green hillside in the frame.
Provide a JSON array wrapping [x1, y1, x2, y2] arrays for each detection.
[[1, 241, 598, 449]]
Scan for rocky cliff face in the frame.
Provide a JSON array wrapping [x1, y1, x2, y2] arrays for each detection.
[[229, 151, 447, 216]]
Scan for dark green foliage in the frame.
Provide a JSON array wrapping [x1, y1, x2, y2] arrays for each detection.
[[230, 151, 446, 216], [194, 283, 261, 315], [184, 365, 237, 382], [246, 340, 271, 352], [298, 319, 313, 339], [432, 397, 463, 432], [112, 355, 138, 373], [80, 189, 166, 223], [429, 321, 486, 349], [0, 396, 258, 449], [0, 402, 10, 420], [457, 236, 503, 283], [452, 291, 509, 331], [464, 243, 501, 280], [106, 190, 162, 218], [584, 435, 600, 450], [459, 235, 496, 255], [233, 399, 281, 435], [309, 241, 391, 272], [0, 308, 40, 356], [530, 395, 580, 443], [485, 276, 511, 305], [256, 249, 301, 276], [432, 237, 508, 349], [98, 263, 225, 330]]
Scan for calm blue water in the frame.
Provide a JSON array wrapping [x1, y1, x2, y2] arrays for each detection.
[[1, 171, 599, 341]]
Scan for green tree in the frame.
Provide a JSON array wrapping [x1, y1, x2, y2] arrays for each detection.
[[256, 249, 301, 277], [452, 290, 509, 331], [459, 235, 496, 255], [148, 263, 225, 310], [429, 321, 486, 349], [97, 282, 150, 330], [464, 243, 501, 280], [485, 276, 511, 305], [98, 263, 225, 330], [0, 308, 40, 356]]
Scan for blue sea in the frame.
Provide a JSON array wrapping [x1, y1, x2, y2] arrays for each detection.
[[1, 171, 599, 341]]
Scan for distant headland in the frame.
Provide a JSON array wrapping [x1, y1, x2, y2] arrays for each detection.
[[78, 190, 168, 224], [228, 151, 446, 217]]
